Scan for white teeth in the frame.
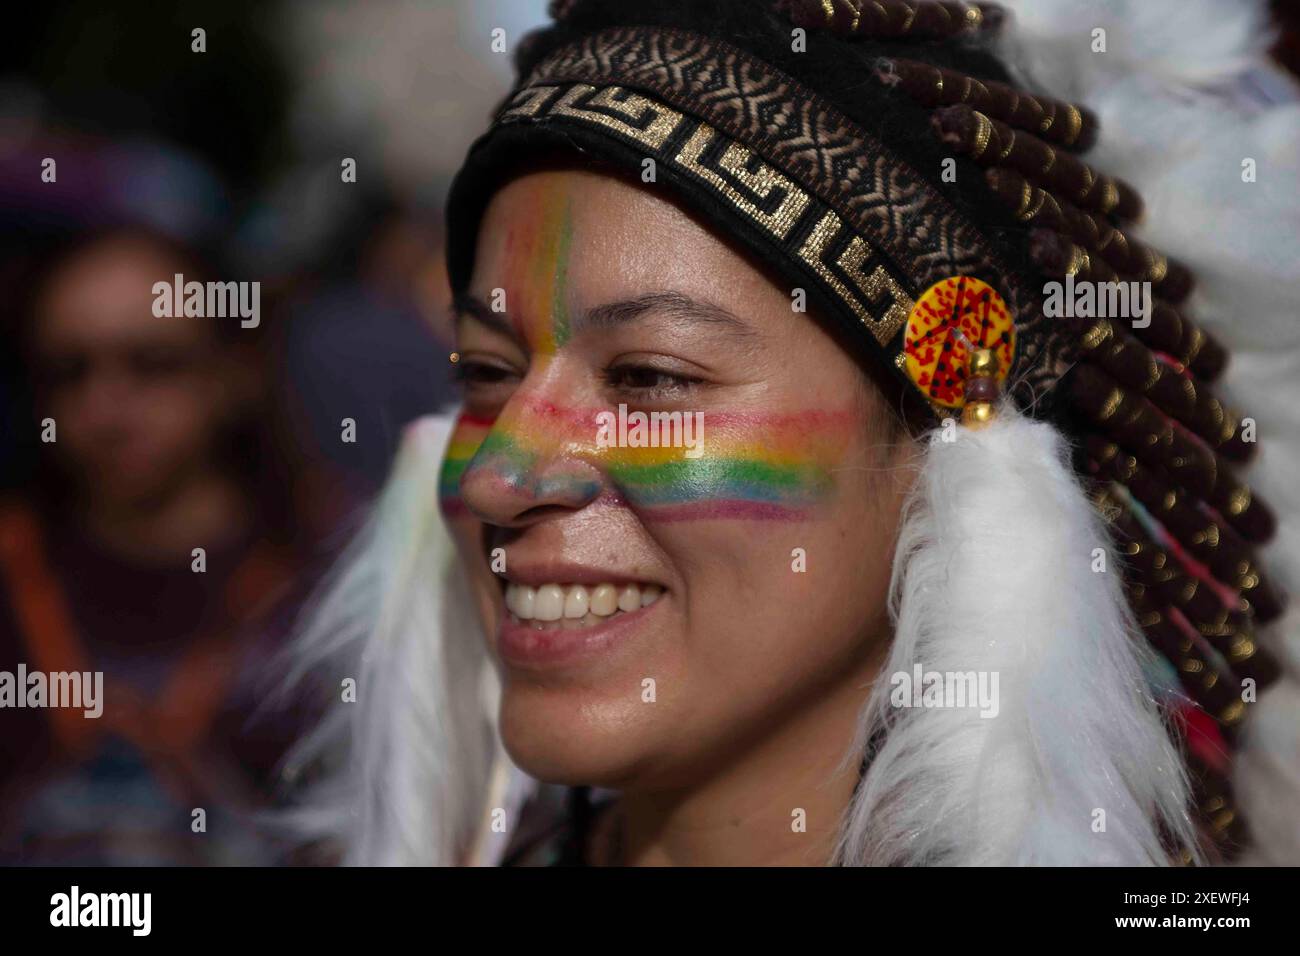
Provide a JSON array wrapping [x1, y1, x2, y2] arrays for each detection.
[[563, 585, 589, 619], [534, 584, 565, 622], [617, 585, 641, 613], [504, 581, 663, 622], [589, 584, 618, 617], [506, 584, 536, 619]]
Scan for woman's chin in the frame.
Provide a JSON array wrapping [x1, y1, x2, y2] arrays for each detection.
[[496, 687, 667, 788]]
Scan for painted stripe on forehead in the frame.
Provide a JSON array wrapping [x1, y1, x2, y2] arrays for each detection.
[[502, 183, 573, 353], [551, 208, 573, 348]]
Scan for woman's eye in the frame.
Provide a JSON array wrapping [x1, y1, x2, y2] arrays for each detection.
[[451, 358, 520, 393], [603, 363, 701, 397]]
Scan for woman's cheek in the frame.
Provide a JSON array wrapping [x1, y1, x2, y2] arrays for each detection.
[[601, 411, 851, 523]]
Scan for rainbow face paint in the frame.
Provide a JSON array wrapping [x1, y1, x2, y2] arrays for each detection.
[[448, 177, 854, 524], [596, 405, 706, 459], [499, 183, 574, 353], [439, 403, 853, 523], [440, 414, 601, 514]]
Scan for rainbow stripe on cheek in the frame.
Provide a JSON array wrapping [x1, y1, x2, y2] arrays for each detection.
[[500, 184, 573, 353], [439, 408, 850, 522], [604, 442, 834, 521], [439, 415, 488, 516]]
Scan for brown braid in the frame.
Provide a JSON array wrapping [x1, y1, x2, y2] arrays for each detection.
[[877, 58, 1099, 150], [985, 168, 1194, 302], [779, 0, 1003, 38], [1184, 755, 1251, 859], [932, 104, 1143, 218], [1090, 441, 1285, 647], [1126, 582, 1249, 733], [1099, 500, 1262, 735], [1068, 364, 1278, 550], [1026, 231, 1229, 380], [1076, 319, 1250, 460]]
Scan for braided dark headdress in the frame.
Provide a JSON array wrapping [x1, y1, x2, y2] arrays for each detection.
[[445, 0, 1287, 861]]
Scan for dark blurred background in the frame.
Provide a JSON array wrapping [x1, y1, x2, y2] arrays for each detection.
[[0, 0, 547, 865], [0, 0, 1295, 866]]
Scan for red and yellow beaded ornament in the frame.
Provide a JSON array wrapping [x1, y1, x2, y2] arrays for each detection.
[[900, 276, 1015, 410]]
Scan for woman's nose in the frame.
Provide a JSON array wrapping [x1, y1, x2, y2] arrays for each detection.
[[457, 405, 603, 528]]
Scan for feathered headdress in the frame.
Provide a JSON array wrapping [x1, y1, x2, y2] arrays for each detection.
[[282, 0, 1300, 865]]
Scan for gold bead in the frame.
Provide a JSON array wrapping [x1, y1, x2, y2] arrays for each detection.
[[968, 347, 999, 378], [961, 401, 996, 428]]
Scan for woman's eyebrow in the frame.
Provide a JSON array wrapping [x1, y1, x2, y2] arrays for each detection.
[[452, 290, 759, 345], [451, 292, 519, 340], [576, 291, 759, 343]]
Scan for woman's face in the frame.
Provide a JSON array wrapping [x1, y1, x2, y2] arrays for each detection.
[[30, 235, 232, 509], [444, 169, 916, 789]]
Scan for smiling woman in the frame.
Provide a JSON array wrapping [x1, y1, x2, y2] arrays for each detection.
[[440, 167, 910, 864], [283, 0, 1300, 867]]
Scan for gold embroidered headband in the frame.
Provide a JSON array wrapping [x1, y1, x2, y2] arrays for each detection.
[[446, 23, 1069, 419]]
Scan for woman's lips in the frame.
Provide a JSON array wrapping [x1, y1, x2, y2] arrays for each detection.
[[495, 579, 664, 668]]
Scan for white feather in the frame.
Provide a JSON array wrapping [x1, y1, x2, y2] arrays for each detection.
[[278, 412, 527, 865], [836, 405, 1198, 865]]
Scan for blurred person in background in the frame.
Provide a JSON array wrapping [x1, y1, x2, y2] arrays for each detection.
[[0, 0, 503, 865], [275, 192, 461, 530], [0, 224, 313, 864]]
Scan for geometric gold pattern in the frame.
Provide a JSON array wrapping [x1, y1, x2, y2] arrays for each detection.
[[499, 81, 917, 351]]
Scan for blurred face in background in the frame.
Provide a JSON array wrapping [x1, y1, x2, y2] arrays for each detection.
[[29, 233, 236, 511], [443, 169, 918, 793]]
